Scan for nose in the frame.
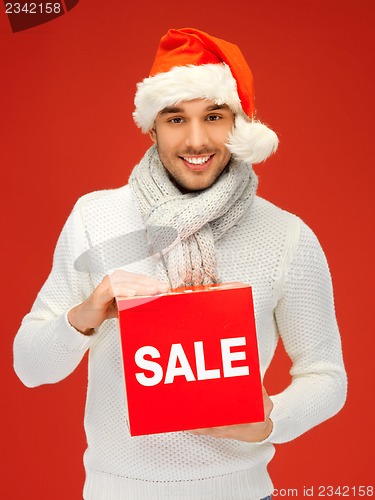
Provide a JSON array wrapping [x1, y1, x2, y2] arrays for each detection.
[[185, 120, 208, 151]]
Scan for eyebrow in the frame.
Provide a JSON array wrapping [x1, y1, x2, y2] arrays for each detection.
[[158, 103, 230, 115], [159, 106, 184, 115], [205, 104, 230, 111]]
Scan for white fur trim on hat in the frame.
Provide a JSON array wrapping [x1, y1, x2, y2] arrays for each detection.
[[227, 115, 279, 164], [133, 63, 242, 133]]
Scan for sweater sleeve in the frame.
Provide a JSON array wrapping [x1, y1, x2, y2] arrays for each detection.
[[266, 218, 347, 444], [13, 201, 97, 388]]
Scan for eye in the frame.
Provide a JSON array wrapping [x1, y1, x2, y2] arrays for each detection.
[[206, 114, 221, 121], [169, 117, 184, 124]]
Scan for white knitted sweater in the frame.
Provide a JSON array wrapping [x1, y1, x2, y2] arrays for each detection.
[[14, 185, 347, 500]]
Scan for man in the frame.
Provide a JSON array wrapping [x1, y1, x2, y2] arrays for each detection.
[[14, 28, 347, 500]]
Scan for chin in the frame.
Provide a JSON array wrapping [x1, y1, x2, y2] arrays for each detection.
[[179, 179, 214, 193], [168, 173, 210, 193]]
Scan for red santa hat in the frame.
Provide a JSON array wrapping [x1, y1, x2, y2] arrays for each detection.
[[133, 28, 278, 164]]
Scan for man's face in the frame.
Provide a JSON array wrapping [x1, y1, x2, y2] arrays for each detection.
[[149, 99, 235, 192]]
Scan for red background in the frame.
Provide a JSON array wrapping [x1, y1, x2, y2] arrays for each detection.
[[1, 1, 374, 498]]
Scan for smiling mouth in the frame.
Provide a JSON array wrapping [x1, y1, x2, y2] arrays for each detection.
[[181, 155, 212, 165], [180, 154, 214, 170]]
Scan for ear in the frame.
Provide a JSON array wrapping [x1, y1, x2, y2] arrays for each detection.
[[149, 128, 157, 143]]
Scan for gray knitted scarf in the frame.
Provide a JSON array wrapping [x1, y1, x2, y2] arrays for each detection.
[[129, 145, 258, 288]]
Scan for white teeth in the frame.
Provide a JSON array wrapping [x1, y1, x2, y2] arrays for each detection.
[[183, 156, 210, 165]]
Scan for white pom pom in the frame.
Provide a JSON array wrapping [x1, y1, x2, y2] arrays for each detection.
[[227, 114, 279, 164]]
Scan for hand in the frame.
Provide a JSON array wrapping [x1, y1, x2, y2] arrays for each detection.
[[68, 270, 170, 335], [187, 386, 274, 443]]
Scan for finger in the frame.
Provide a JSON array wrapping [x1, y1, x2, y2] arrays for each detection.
[[94, 278, 139, 304], [111, 283, 168, 298], [109, 270, 169, 289], [186, 428, 209, 435], [108, 275, 169, 296], [261, 387, 273, 419], [106, 300, 119, 319]]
